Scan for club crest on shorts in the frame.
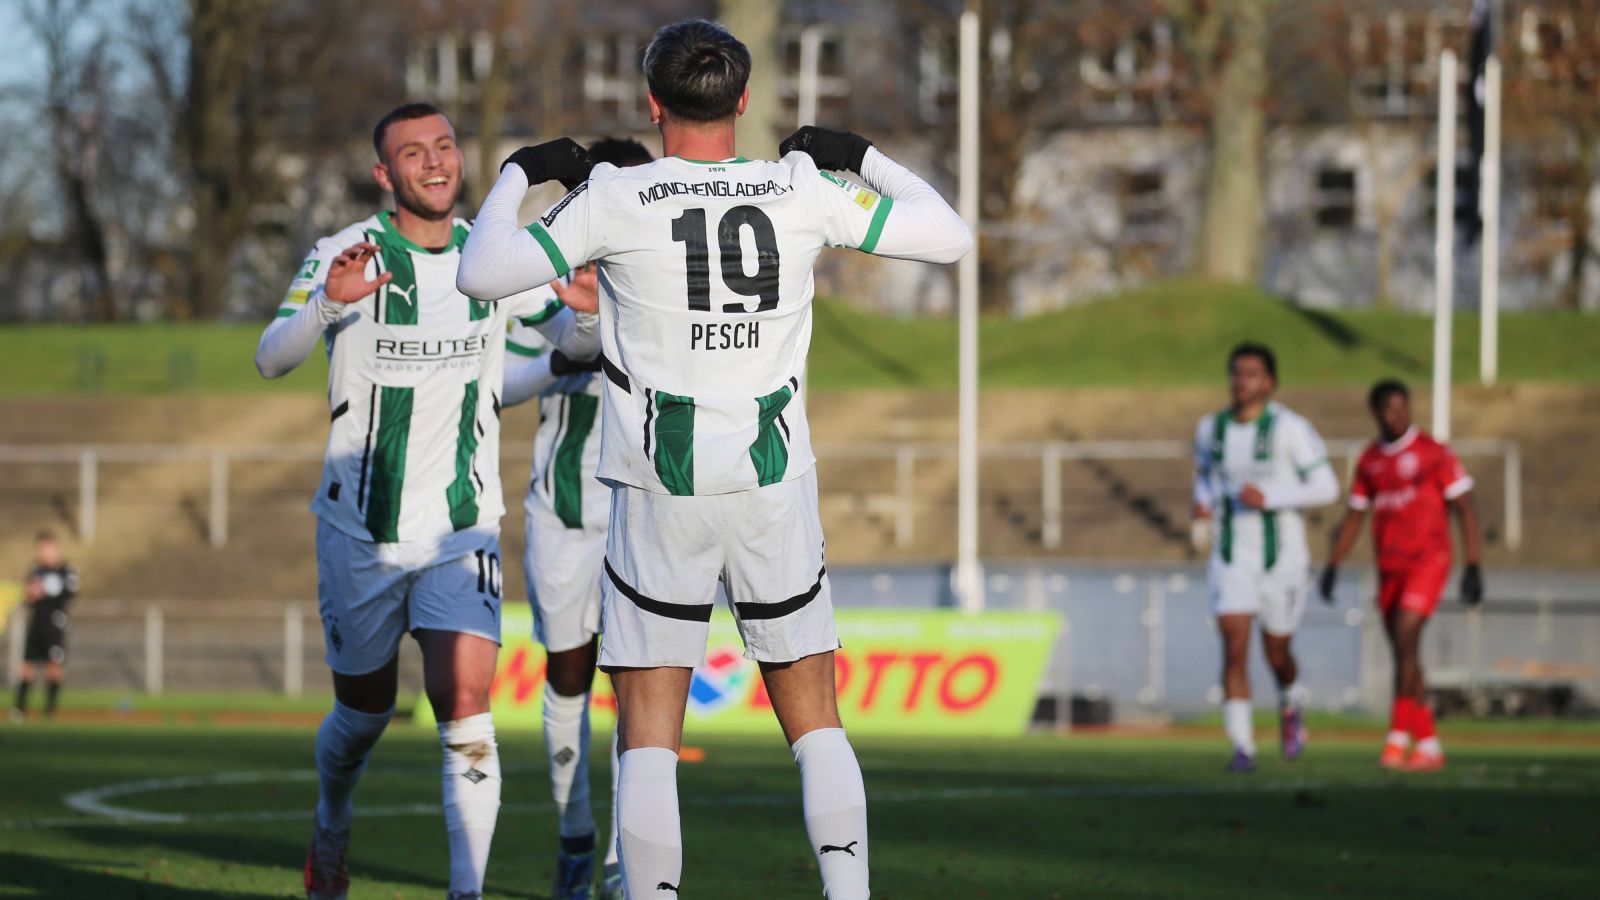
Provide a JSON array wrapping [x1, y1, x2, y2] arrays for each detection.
[[687, 648, 752, 715]]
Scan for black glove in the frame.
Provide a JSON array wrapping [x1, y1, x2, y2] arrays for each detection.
[[502, 138, 593, 191], [1318, 566, 1338, 605], [1461, 564, 1484, 607], [548, 350, 602, 377], [779, 126, 873, 175]]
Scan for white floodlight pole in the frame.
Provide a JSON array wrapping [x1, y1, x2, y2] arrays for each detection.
[[798, 25, 822, 127], [955, 3, 984, 613], [1480, 54, 1502, 386], [1433, 49, 1458, 441]]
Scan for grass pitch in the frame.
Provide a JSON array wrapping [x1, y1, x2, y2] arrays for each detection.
[[4, 281, 1599, 395], [1, 714, 1595, 899]]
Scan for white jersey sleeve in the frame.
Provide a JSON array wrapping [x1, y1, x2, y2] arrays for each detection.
[[1192, 414, 1218, 512], [256, 226, 364, 378], [1262, 414, 1339, 510], [458, 164, 608, 301], [797, 148, 971, 264]]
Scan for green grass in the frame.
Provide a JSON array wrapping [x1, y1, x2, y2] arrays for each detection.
[[2, 282, 1597, 395], [1, 717, 1594, 899]]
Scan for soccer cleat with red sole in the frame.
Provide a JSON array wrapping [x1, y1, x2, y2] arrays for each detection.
[[304, 824, 350, 900], [1402, 749, 1445, 772], [1378, 743, 1408, 770]]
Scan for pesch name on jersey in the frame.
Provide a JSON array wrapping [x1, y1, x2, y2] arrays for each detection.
[[691, 321, 760, 350]]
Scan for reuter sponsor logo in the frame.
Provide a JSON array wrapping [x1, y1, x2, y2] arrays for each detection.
[[373, 335, 491, 372]]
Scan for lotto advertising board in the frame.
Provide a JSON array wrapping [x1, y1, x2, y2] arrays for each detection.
[[417, 606, 1060, 737]]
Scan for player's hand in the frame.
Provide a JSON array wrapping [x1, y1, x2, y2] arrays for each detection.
[[548, 349, 603, 377], [779, 126, 873, 175], [324, 243, 391, 304], [503, 138, 593, 191], [1318, 566, 1338, 605], [24, 577, 42, 603], [1461, 564, 1484, 607], [549, 263, 599, 314], [1239, 484, 1267, 510]]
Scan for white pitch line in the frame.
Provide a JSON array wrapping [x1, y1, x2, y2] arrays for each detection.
[[1, 769, 1580, 833]]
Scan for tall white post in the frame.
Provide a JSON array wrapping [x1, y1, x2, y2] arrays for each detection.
[[955, 4, 985, 613], [284, 603, 304, 697], [209, 449, 229, 548], [797, 25, 822, 128], [1480, 54, 1502, 386], [144, 605, 164, 696], [1433, 49, 1458, 441], [78, 450, 97, 544]]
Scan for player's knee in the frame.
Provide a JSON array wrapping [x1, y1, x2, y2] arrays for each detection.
[[429, 683, 491, 721]]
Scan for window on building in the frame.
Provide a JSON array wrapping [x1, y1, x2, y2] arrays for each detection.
[[778, 25, 850, 126], [407, 32, 492, 103], [1078, 18, 1174, 122], [1315, 168, 1358, 229], [1120, 169, 1167, 237], [1350, 9, 1469, 117], [583, 33, 648, 127]]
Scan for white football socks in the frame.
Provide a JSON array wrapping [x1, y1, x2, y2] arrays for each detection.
[[793, 727, 871, 899], [1224, 699, 1257, 756], [314, 701, 393, 832], [439, 713, 502, 895], [606, 730, 621, 867], [617, 747, 682, 898], [543, 684, 595, 840]]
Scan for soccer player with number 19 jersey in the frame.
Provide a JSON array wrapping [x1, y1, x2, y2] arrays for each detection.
[[460, 19, 971, 899], [1322, 379, 1484, 772]]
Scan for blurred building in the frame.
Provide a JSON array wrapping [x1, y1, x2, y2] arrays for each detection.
[[2, 0, 1596, 321]]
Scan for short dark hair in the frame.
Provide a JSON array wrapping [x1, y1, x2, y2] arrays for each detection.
[[1228, 342, 1277, 380], [1368, 378, 1410, 412], [373, 102, 449, 157], [35, 530, 55, 543], [643, 19, 752, 122], [588, 136, 655, 167]]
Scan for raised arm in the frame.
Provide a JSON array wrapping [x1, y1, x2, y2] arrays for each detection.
[[854, 147, 973, 263], [458, 139, 596, 302], [782, 126, 972, 265], [257, 242, 386, 378]]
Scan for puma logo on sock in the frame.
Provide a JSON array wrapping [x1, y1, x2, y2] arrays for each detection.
[[820, 841, 859, 857], [655, 882, 679, 893]]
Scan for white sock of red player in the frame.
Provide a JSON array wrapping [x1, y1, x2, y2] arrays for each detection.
[[439, 713, 502, 895], [793, 727, 870, 899], [617, 747, 682, 898], [1224, 699, 1256, 756], [314, 701, 393, 832]]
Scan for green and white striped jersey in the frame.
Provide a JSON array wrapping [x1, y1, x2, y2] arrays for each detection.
[[1192, 402, 1334, 571], [264, 211, 596, 544], [504, 321, 607, 531]]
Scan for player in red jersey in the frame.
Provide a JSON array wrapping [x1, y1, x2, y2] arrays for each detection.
[[1321, 380, 1483, 771]]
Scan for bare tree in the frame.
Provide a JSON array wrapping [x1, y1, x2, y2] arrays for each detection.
[[1168, 0, 1273, 283], [1505, 0, 1600, 309]]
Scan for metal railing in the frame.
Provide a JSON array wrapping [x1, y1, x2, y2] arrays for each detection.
[[0, 438, 1521, 551], [815, 438, 1522, 551]]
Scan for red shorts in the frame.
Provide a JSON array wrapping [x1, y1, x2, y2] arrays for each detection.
[[1378, 558, 1451, 617]]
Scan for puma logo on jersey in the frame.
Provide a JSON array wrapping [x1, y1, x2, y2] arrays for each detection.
[[820, 841, 859, 857]]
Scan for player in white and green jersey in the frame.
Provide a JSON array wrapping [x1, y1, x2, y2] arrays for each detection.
[[1192, 343, 1339, 774], [459, 20, 972, 900], [254, 103, 599, 900], [501, 136, 655, 900]]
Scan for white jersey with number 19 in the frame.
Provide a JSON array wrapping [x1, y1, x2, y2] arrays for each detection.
[[459, 149, 971, 497]]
